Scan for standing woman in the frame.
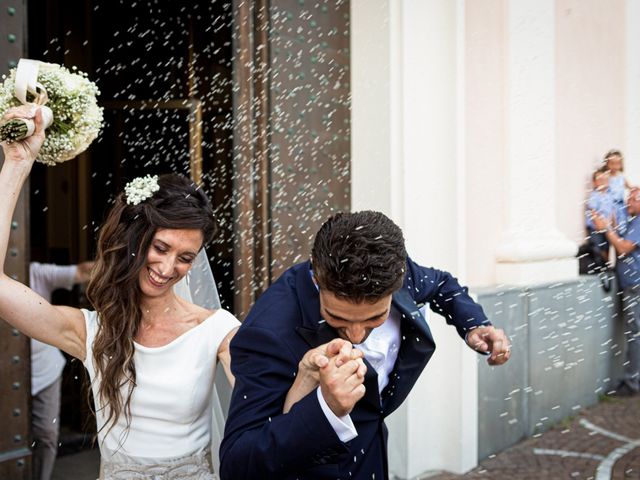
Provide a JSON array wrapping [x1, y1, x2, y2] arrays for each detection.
[[0, 106, 240, 479]]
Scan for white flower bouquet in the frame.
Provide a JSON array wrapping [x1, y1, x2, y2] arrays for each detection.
[[0, 59, 103, 166]]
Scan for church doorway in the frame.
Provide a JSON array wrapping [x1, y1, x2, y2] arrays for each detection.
[[27, 0, 236, 464]]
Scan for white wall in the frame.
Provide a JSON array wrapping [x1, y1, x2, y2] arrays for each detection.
[[555, 0, 627, 245], [352, 0, 478, 476], [493, 0, 578, 286], [465, 0, 625, 287], [350, 0, 399, 219], [351, 0, 635, 477], [465, 0, 507, 287]]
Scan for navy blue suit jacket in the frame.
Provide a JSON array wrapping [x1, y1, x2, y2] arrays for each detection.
[[220, 258, 489, 480]]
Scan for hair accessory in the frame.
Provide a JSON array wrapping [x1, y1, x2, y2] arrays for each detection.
[[125, 175, 160, 205]]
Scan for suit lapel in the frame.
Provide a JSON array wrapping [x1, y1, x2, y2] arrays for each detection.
[[296, 322, 340, 347], [294, 261, 323, 332], [381, 288, 436, 415], [358, 358, 382, 411]]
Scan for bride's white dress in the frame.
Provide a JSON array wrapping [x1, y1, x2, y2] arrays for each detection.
[[81, 308, 240, 479]]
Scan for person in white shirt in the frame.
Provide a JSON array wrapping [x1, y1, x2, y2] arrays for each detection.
[[29, 260, 93, 480]]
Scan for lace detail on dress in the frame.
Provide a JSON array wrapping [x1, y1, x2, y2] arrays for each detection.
[[101, 448, 218, 480]]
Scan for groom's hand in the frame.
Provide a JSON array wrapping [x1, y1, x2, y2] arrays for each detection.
[[298, 338, 365, 384], [282, 338, 367, 413], [319, 355, 367, 417], [283, 340, 366, 414]]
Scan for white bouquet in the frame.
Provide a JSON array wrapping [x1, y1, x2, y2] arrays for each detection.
[[0, 59, 103, 166]]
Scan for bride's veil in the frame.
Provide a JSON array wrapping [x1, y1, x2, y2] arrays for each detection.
[[173, 248, 228, 473], [174, 248, 221, 310]]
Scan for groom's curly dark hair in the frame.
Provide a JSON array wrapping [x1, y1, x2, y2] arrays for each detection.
[[311, 211, 407, 302]]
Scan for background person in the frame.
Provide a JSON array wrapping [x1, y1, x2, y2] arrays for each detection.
[[592, 188, 640, 397], [29, 260, 94, 480]]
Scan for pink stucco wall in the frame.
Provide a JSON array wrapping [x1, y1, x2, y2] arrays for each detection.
[[555, 0, 626, 245], [465, 0, 627, 287], [465, 0, 507, 287]]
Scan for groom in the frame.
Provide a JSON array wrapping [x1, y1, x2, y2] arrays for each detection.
[[220, 211, 510, 480]]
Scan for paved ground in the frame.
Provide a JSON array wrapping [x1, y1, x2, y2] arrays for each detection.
[[52, 396, 639, 480], [427, 395, 640, 480]]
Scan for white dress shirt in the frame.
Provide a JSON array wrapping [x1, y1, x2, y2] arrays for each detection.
[[29, 262, 76, 395], [318, 307, 405, 442]]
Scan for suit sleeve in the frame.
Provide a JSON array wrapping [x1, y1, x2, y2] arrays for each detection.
[[404, 257, 490, 339], [219, 324, 348, 479]]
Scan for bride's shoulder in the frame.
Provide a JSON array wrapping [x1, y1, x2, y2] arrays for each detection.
[[186, 302, 217, 325], [172, 294, 214, 324], [177, 297, 239, 330]]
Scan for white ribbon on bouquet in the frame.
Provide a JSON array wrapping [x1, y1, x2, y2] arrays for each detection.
[[12, 59, 54, 135]]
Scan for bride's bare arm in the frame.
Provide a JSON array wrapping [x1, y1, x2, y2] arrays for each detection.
[[283, 339, 366, 413], [0, 106, 86, 360], [283, 353, 323, 414], [217, 326, 239, 387]]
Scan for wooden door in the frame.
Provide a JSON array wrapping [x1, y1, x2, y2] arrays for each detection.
[[25, 0, 237, 441], [232, 0, 351, 317]]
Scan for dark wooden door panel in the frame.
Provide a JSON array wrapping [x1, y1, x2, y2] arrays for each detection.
[[232, 0, 351, 316], [0, 1, 32, 476], [0, 183, 31, 474], [0, 319, 31, 476]]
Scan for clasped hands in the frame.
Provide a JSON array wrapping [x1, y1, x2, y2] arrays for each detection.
[[284, 339, 366, 417]]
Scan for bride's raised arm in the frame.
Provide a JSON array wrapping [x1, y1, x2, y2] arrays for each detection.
[[0, 105, 86, 360]]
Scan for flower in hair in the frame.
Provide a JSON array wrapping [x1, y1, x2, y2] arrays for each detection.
[[125, 175, 160, 205]]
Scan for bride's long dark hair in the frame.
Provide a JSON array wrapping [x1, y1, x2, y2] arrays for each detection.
[[86, 174, 216, 437]]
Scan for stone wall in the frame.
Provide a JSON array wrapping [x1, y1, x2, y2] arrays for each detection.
[[475, 275, 626, 459]]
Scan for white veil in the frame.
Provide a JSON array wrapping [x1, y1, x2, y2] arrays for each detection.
[[173, 248, 229, 473], [174, 248, 221, 310]]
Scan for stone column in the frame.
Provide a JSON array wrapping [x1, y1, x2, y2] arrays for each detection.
[[350, 0, 403, 220], [495, 0, 577, 285], [352, 0, 478, 476]]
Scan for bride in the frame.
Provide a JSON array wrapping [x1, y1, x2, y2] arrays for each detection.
[[0, 105, 238, 479], [0, 105, 238, 478]]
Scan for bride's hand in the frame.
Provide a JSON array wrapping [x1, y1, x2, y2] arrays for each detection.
[[1, 105, 45, 167], [298, 339, 365, 383], [283, 339, 365, 414]]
